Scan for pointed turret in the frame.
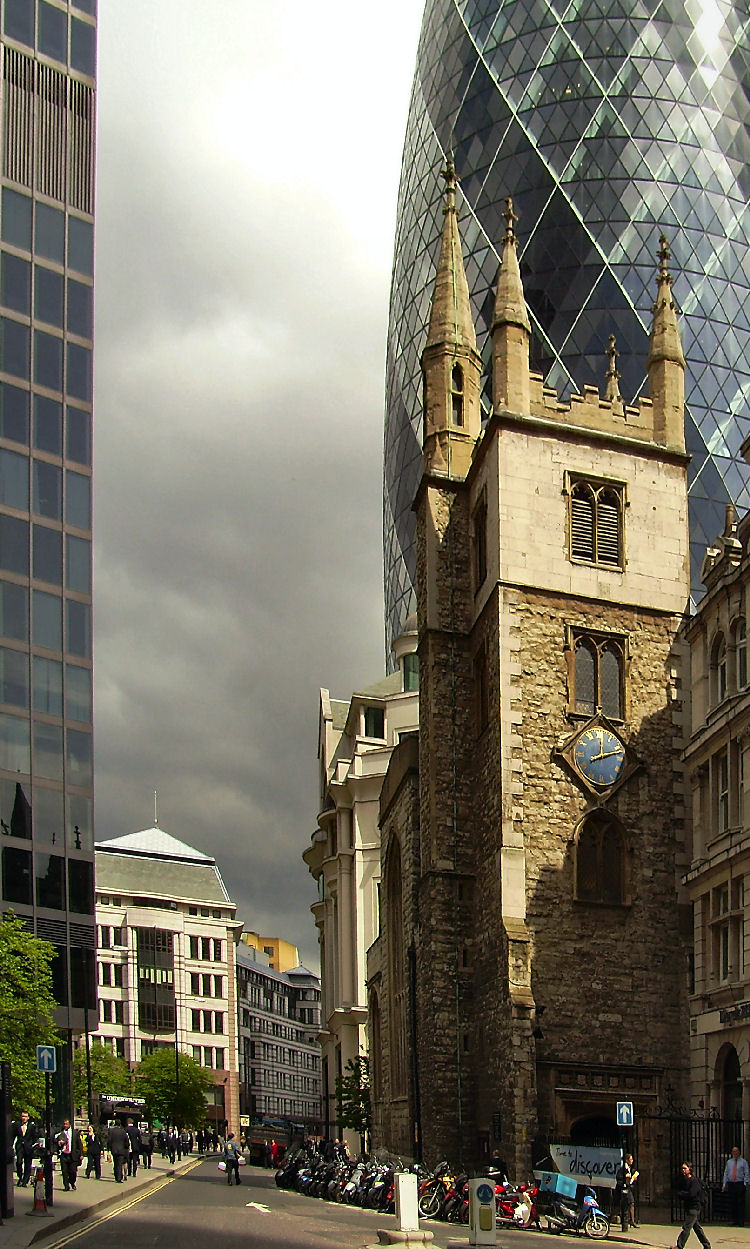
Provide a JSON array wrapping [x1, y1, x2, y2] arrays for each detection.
[[421, 159, 481, 478], [647, 235, 686, 451], [491, 197, 531, 416]]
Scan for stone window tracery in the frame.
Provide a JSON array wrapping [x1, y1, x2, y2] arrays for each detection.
[[571, 630, 624, 720], [569, 478, 623, 568], [575, 811, 626, 905]]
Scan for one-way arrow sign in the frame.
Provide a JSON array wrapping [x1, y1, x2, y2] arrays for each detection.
[[36, 1045, 56, 1073], [245, 1202, 270, 1213]]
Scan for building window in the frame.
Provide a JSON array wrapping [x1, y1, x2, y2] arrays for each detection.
[[451, 363, 464, 426], [363, 706, 385, 739], [403, 651, 419, 692], [571, 630, 624, 719], [736, 619, 747, 690], [569, 478, 623, 567], [473, 644, 489, 735], [711, 633, 728, 704], [714, 749, 729, 834], [575, 812, 625, 905], [472, 489, 487, 590]]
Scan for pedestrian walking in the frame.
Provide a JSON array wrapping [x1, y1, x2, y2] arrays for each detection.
[[12, 1111, 38, 1187], [223, 1133, 241, 1186], [615, 1153, 639, 1229], [125, 1120, 140, 1176], [140, 1128, 153, 1169], [722, 1146, 749, 1226], [56, 1119, 83, 1191], [107, 1121, 130, 1184], [84, 1125, 102, 1179], [672, 1161, 711, 1249]]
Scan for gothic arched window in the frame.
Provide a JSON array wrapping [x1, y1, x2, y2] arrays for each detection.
[[575, 812, 626, 905], [451, 363, 464, 427], [573, 632, 624, 719], [570, 479, 623, 567]]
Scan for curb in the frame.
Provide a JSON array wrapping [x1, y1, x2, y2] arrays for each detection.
[[24, 1164, 192, 1246]]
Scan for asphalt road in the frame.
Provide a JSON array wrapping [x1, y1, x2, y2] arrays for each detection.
[[39, 1159, 579, 1249]]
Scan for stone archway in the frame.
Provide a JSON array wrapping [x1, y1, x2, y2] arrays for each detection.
[[570, 1113, 620, 1147]]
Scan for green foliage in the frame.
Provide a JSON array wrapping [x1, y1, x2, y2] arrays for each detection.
[[335, 1055, 371, 1147], [0, 913, 61, 1116], [137, 1049, 211, 1127], [73, 1043, 132, 1116]]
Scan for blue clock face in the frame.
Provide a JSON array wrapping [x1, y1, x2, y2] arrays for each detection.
[[574, 726, 625, 789]]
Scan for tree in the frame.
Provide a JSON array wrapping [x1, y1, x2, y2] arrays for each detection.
[[73, 1043, 131, 1117], [335, 1055, 371, 1155], [137, 1050, 211, 1128], [0, 912, 61, 1116]]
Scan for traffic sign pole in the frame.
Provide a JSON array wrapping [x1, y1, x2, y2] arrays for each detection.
[[44, 1072, 53, 1207]]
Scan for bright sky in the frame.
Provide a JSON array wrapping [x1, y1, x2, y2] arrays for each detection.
[[93, 0, 426, 966]]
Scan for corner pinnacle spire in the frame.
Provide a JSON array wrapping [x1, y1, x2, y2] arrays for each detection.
[[647, 232, 686, 450], [425, 157, 476, 353], [493, 197, 531, 336], [648, 234, 685, 371]]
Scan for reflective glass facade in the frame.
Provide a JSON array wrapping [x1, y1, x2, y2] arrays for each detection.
[[384, 0, 750, 654], [0, 0, 96, 1028]]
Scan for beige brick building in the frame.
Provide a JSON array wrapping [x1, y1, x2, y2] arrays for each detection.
[[684, 493, 750, 1139], [368, 166, 692, 1196]]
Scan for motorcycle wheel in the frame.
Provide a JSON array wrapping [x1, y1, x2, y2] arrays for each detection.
[[584, 1212, 610, 1240], [460, 1201, 470, 1224], [418, 1187, 442, 1218]]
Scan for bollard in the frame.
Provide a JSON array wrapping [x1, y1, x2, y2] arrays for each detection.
[[26, 1164, 52, 1217], [366, 1170, 435, 1247]]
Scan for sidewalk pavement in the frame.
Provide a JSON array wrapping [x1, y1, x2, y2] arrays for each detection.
[[0, 1151, 202, 1249], [608, 1221, 750, 1249]]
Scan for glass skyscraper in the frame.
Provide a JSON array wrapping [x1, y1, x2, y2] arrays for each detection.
[[0, 0, 95, 1034], [384, 0, 750, 653]]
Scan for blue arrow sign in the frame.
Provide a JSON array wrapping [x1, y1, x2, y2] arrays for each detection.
[[36, 1045, 56, 1073], [616, 1101, 634, 1126]]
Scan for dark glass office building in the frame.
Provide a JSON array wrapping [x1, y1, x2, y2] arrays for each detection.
[[384, 0, 750, 653], [0, 0, 96, 1033]]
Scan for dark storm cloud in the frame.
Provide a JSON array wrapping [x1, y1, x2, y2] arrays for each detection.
[[93, 2, 423, 964]]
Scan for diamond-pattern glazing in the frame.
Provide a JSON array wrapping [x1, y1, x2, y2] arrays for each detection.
[[383, 0, 750, 658]]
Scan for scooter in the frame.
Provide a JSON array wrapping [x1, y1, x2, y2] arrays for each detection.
[[543, 1186, 609, 1239]]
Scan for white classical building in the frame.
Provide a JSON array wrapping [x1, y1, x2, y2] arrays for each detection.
[[304, 617, 419, 1148], [92, 827, 241, 1133]]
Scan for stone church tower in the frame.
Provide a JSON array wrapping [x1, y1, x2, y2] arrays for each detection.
[[367, 165, 692, 1200]]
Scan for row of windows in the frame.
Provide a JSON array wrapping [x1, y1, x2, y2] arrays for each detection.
[[192, 1045, 225, 1069], [190, 971, 224, 999], [190, 1009, 224, 1035], [1, 251, 92, 336], [249, 1068, 318, 1094], [188, 935, 224, 962], [98, 960, 122, 987], [0, 316, 90, 399], [0, 514, 90, 588], [0, 711, 90, 780], [2, 187, 92, 274], [0, 649, 90, 718], [710, 621, 747, 705], [0, 384, 90, 463], [1, 451, 90, 525], [246, 1039, 320, 1069], [0, 582, 90, 655], [2, 843, 91, 910], [100, 996, 122, 1024], [4, 0, 96, 76], [0, 776, 90, 845]]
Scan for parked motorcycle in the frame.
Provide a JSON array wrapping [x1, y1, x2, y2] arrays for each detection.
[[496, 1181, 540, 1228], [543, 1186, 609, 1238]]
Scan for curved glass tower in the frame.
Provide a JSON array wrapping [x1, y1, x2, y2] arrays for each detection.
[[384, 0, 750, 654]]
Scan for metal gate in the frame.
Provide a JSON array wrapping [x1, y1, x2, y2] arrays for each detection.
[[635, 1114, 746, 1222]]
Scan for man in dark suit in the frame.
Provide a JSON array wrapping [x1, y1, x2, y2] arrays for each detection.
[[12, 1111, 38, 1186], [125, 1121, 140, 1177], [106, 1122, 130, 1183], [84, 1125, 103, 1179], [56, 1119, 83, 1191]]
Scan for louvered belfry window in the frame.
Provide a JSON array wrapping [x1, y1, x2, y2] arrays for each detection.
[[570, 479, 622, 567]]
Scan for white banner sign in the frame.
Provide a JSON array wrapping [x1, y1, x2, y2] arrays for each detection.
[[549, 1144, 622, 1189]]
